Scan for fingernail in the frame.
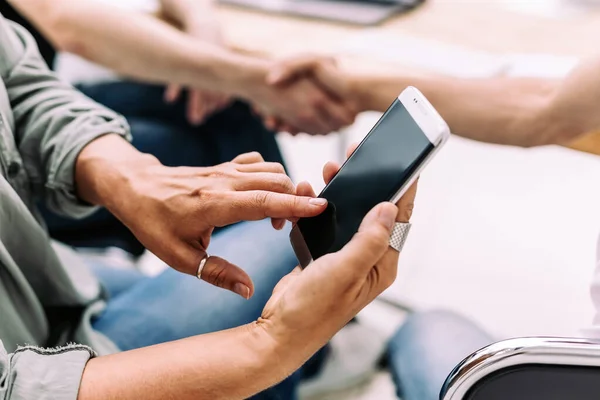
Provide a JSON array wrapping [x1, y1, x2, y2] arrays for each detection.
[[309, 198, 327, 206], [378, 204, 397, 230], [233, 283, 251, 299], [276, 219, 286, 230]]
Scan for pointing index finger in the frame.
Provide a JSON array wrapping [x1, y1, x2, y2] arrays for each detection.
[[219, 192, 328, 226]]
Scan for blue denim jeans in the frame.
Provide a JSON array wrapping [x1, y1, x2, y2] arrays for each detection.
[[88, 218, 319, 399], [43, 81, 283, 255], [91, 234, 492, 400], [387, 310, 494, 400]]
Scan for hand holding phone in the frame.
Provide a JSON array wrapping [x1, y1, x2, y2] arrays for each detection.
[[291, 87, 450, 267]]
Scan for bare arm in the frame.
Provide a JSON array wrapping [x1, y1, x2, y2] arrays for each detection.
[[350, 57, 600, 147], [351, 73, 556, 147], [78, 325, 292, 400], [271, 55, 600, 147], [9, 0, 266, 98], [10, 0, 355, 134]]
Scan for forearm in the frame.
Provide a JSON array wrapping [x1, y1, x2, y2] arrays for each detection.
[[10, 0, 267, 98], [78, 324, 296, 400], [351, 72, 558, 147]]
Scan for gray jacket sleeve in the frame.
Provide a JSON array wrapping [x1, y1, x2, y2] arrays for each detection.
[[0, 341, 96, 400], [0, 16, 131, 218]]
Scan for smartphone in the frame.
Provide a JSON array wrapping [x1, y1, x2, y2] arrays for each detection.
[[290, 86, 450, 268]]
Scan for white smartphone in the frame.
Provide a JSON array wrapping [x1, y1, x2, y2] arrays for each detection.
[[290, 86, 450, 268]]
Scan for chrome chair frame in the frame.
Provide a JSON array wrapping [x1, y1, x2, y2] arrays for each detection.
[[440, 337, 600, 400]]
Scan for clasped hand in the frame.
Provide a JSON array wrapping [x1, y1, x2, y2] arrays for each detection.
[[258, 55, 356, 135]]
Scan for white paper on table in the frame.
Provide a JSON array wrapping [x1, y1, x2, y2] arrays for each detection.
[[338, 31, 510, 78]]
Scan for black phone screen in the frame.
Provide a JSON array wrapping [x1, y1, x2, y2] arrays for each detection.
[[297, 99, 435, 261]]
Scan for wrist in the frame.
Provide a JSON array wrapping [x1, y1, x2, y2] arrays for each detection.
[[535, 94, 587, 146], [214, 53, 270, 100], [348, 74, 377, 112], [251, 318, 328, 380], [245, 322, 298, 386], [75, 135, 160, 212], [189, 46, 269, 99]]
